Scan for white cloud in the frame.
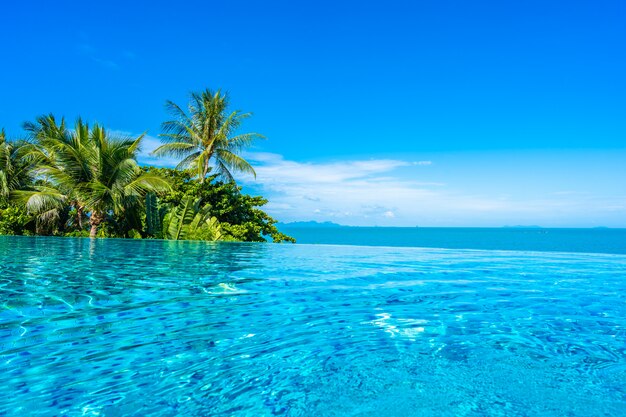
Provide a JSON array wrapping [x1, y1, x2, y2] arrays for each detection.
[[245, 152, 412, 184], [238, 152, 496, 225], [76, 43, 120, 70], [136, 134, 179, 168], [237, 152, 626, 227], [123, 137, 626, 227]]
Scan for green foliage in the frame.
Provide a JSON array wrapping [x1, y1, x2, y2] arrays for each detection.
[[128, 229, 143, 239], [162, 195, 222, 241], [64, 229, 90, 238], [144, 167, 294, 243], [145, 192, 162, 237], [152, 89, 263, 183], [0, 131, 39, 206], [17, 117, 172, 237], [0, 89, 295, 243], [0, 204, 34, 235]]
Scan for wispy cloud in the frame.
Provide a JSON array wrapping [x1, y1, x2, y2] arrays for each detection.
[[236, 152, 626, 227], [91, 57, 119, 70], [137, 134, 179, 168], [108, 131, 178, 168], [76, 42, 121, 70], [126, 140, 626, 227], [238, 152, 453, 225], [245, 152, 413, 184]]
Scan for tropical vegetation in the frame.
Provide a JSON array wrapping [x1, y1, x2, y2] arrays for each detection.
[[153, 89, 263, 183], [0, 89, 295, 243]]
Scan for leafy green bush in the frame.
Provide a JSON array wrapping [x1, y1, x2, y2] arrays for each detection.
[[0, 204, 34, 235], [161, 196, 222, 241], [144, 167, 295, 243]]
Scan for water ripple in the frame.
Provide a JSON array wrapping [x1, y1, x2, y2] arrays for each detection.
[[1, 237, 626, 416]]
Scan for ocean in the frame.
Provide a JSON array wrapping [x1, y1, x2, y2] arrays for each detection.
[[279, 226, 626, 254]]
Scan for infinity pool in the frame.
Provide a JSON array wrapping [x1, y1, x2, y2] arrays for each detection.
[[1, 236, 625, 416]]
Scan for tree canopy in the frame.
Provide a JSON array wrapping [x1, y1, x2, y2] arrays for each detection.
[[0, 89, 294, 243], [152, 89, 263, 183]]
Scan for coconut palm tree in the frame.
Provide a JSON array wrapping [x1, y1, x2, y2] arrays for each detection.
[[18, 118, 172, 237], [82, 125, 172, 237], [23, 115, 91, 229], [1, 127, 60, 233], [23, 114, 69, 148], [0, 129, 39, 205], [152, 89, 263, 183]]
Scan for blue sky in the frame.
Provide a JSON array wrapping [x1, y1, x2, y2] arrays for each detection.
[[2, 1, 625, 226]]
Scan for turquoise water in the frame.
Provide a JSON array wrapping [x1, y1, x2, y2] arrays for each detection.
[[279, 227, 626, 254], [1, 236, 626, 416]]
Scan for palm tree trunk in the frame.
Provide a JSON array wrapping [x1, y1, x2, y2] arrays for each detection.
[[77, 205, 84, 229], [200, 150, 214, 183], [89, 223, 98, 238], [89, 211, 103, 238], [201, 158, 210, 183]]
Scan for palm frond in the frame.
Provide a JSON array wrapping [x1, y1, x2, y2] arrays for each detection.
[[214, 149, 257, 178], [152, 142, 197, 158], [175, 151, 202, 171], [154, 88, 260, 183], [227, 132, 265, 149], [12, 187, 67, 215], [123, 173, 172, 197]]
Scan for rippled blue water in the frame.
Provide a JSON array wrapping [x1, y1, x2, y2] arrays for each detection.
[[1, 236, 626, 416]]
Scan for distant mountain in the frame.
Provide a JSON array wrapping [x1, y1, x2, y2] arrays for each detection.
[[278, 221, 345, 228]]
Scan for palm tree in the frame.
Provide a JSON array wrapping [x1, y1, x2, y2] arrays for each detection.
[[18, 118, 172, 237], [23, 115, 91, 229], [0, 129, 39, 205], [152, 88, 263, 183], [23, 114, 69, 147], [1, 127, 60, 233], [82, 125, 172, 237]]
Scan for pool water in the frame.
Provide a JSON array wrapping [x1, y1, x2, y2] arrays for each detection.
[[1, 236, 625, 416]]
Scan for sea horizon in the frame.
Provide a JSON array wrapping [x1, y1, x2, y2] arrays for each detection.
[[2, 1, 625, 415], [279, 221, 624, 229], [277, 224, 626, 255]]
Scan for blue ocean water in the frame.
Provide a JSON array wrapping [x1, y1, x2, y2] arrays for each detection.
[[1, 236, 626, 416], [279, 226, 626, 254]]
